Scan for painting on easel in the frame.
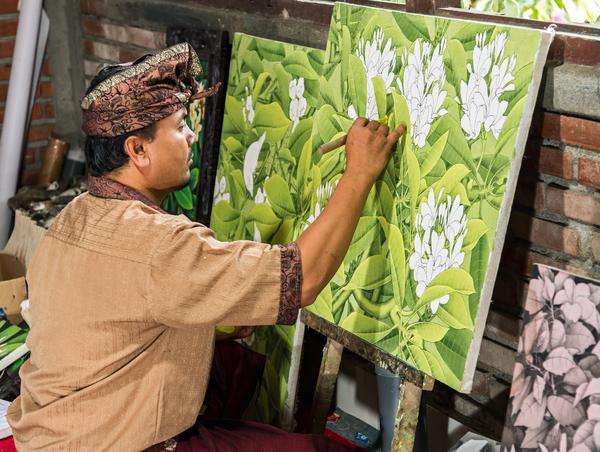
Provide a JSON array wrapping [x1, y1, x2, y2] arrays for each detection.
[[210, 33, 324, 426], [307, 2, 553, 392], [502, 265, 600, 451]]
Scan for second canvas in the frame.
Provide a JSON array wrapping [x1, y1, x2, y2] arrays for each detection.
[[307, 3, 552, 391]]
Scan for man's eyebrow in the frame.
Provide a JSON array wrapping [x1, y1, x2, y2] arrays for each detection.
[[178, 109, 187, 121]]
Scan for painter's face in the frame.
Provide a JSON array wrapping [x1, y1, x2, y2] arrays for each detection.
[[145, 107, 197, 192]]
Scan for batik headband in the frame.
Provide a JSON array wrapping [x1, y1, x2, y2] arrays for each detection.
[[81, 42, 220, 137]]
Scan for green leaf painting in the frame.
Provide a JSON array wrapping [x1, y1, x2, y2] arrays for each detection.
[[162, 60, 209, 219], [210, 33, 324, 425], [305, 4, 549, 392]]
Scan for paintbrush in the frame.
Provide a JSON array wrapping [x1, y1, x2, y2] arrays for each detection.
[[318, 120, 407, 155]]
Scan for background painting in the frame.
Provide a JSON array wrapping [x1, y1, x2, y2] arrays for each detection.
[[307, 3, 551, 391], [502, 265, 600, 451], [210, 33, 324, 426], [162, 28, 229, 224]]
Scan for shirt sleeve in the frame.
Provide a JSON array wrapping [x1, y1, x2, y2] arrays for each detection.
[[147, 220, 302, 328]]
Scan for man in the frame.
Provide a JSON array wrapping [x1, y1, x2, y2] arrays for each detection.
[[8, 43, 402, 450]]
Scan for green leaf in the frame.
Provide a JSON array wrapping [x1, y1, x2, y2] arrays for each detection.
[[347, 54, 367, 118], [437, 293, 474, 330], [444, 39, 467, 88], [386, 223, 406, 306], [408, 345, 431, 375], [273, 62, 293, 114], [174, 186, 194, 211], [372, 75, 388, 119], [271, 219, 294, 244], [417, 268, 476, 310], [405, 146, 420, 219], [313, 104, 341, 147], [190, 168, 199, 190], [421, 131, 448, 178], [424, 350, 446, 381], [264, 175, 296, 218], [252, 72, 272, 101], [392, 92, 410, 136], [346, 216, 380, 264], [429, 115, 477, 175], [283, 50, 319, 80], [410, 322, 449, 343], [247, 203, 281, 241], [374, 181, 394, 220], [431, 164, 470, 197], [242, 50, 264, 75], [340, 312, 393, 343], [296, 138, 312, 191], [468, 234, 490, 323], [434, 328, 471, 384], [341, 25, 352, 98], [309, 285, 334, 323], [253, 102, 292, 145], [319, 70, 344, 114], [393, 14, 429, 43], [346, 255, 390, 291], [223, 96, 246, 137], [211, 201, 240, 239], [256, 39, 286, 61], [462, 219, 488, 252], [288, 118, 313, 159]]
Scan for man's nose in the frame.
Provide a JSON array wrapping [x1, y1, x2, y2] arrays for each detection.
[[186, 123, 197, 145]]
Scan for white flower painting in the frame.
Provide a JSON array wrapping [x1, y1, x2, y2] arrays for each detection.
[[289, 77, 307, 131], [398, 38, 448, 149], [348, 28, 397, 120], [458, 32, 516, 140], [242, 94, 255, 125], [409, 189, 468, 314], [213, 175, 230, 204], [243, 132, 266, 195]]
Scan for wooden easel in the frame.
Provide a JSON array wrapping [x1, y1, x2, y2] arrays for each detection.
[[301, 310, 434, 452]]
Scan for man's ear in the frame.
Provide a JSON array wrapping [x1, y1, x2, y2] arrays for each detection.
[[123, 135, 151, 169]]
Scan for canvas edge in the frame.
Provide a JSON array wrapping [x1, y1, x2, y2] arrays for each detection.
[[460, 30, 554, 393], [281, 318, 306, 430]]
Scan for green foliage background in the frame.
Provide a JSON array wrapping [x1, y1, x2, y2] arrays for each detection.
[[162, 60, 209, 219], [210, 33, 324, 424], [307, 4, 542, 390]]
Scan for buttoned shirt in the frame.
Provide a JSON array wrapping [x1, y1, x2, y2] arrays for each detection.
[[7, 177, 302, 451]]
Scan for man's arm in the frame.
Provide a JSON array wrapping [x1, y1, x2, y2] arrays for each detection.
[[296, 118, 403, 307]]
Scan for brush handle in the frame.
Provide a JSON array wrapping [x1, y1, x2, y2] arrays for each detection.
[[318, 135, 347, 155]]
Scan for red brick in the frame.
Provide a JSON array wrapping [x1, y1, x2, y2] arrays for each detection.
[[22, 148, 39, 166], [0, 0, 18, 14], [81, 0, 107, 16], [542, 113, 600, 153], [0, 19, 17, 37], [544, 186, 600, 226], [514, 177, 545, 211], [27, 124, 54, 142], [0, 62, 10, 80], [0, 82, 7, 100], [82, 17, 165, 49], [42, 60, 51, 77], [43, 103, 54, 118], [549, 35, 600, 67], [510, 212, 580, 256], [84, 39, 120, 63], [0, 39, 14, 59], [524, 144, 573, 179], [579, 157, 600, 190], [19, 170, 39, 187], [593, 234, 600, 261], [35, 81, 53, 98]]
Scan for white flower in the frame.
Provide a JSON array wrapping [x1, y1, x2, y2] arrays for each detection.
[[349, 28, 397, 120], [254, 187, 267, 204], [306, 201, 321, 225], [409, 189, 468, 314], [253, 222, 262, 242], [243, 132, 266, 195], [316, 181, 333, 201], [213, 175, 230, 204], [458, 32, 516, 140], [242, 94, 254, 125], [289, 77, 307, 131], [398, 38, 448, 149]]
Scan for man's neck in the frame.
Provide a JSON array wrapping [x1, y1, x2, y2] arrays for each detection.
[[108, 173, 168, 206]]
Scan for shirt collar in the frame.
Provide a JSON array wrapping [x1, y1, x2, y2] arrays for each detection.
[[88, 176, 168, 213]]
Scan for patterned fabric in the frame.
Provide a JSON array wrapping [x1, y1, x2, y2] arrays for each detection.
[[81, 43, 220, 137], [277, 242, 302, 325], [88, 176, 167, 213]]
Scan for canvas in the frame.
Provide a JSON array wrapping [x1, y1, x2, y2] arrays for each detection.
[[306, 2, 552, 391], [210, 33, 324, 426], [162, 29, 229, 225], [502, 265, 600, 452]]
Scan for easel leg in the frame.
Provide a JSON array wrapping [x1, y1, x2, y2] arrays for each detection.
[[391, 379, 422, 451], [310, 338, 344, 434]]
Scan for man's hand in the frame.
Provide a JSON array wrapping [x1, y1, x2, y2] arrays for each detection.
[[345, 118, 404, 185]]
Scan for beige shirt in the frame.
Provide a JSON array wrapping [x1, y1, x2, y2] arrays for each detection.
[[7, 178, 301, 451]]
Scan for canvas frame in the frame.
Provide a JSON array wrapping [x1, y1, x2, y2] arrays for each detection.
[[166, 27, 230, 225]]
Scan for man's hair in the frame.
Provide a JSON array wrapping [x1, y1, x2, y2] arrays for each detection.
[[84, 59, 157, 177]]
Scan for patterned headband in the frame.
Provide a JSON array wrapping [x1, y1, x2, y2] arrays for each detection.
[[81, 42, 221, 137]]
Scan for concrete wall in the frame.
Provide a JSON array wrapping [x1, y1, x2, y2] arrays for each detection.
[[41, 0, 600, 440]]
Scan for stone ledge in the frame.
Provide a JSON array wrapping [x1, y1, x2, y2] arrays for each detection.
[[543, 63, 600, 121]]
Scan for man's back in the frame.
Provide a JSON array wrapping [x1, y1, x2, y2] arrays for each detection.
[[8, 193, 213, 451]]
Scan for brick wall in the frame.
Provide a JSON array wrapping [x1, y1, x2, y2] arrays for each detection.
[[53, 0, 600, 440], [0, 0, 57, 186]]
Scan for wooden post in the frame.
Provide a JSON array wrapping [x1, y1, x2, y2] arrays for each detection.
[[391, 380, 423, 451], [310, 338, 344, 433], [405, 0, 460, 14]]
